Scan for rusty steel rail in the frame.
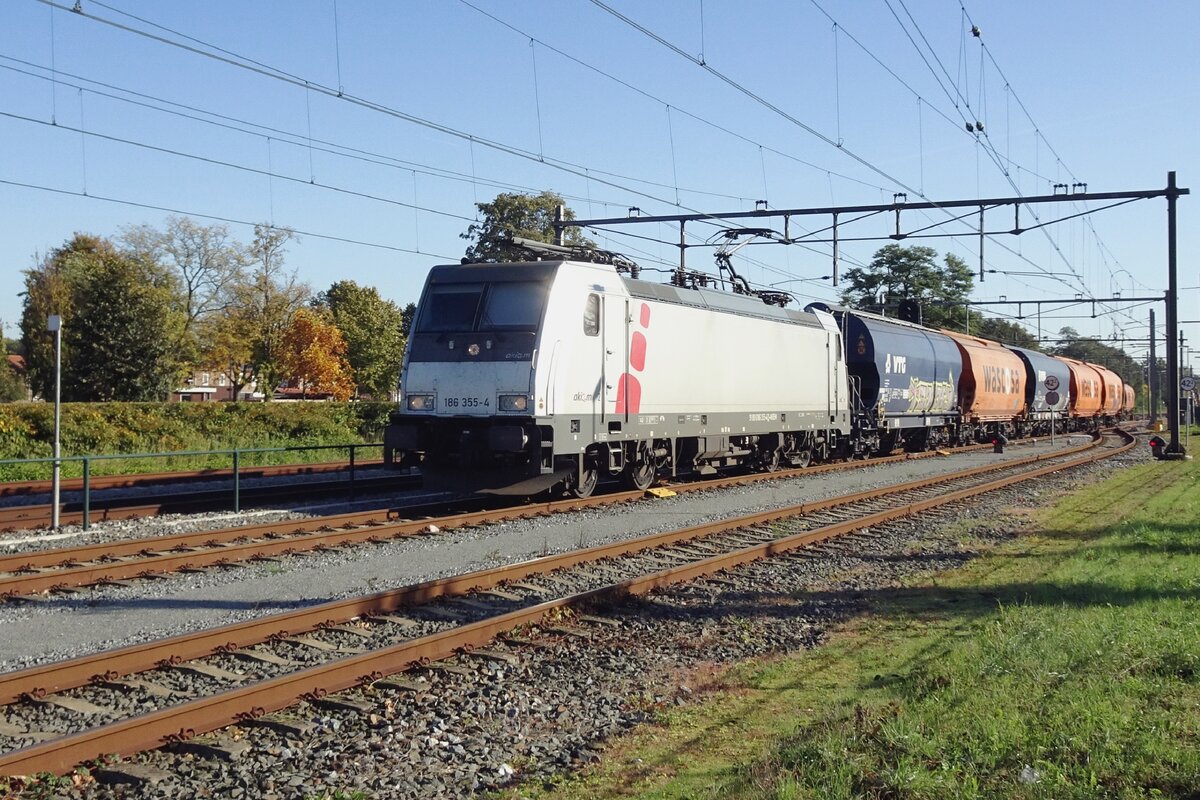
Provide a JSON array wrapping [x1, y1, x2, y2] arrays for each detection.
[[0, 460, 386, 498], [0, 430, 1132, 777], [0, 434, 1109, 703], [0, 472, 413, 531], [0, 438, 1081, 599], [0, 437, 1012, 533], [0, 438, 1018, 571]]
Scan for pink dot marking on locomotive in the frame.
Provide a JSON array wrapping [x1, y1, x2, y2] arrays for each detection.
[[639, 303, 651, 329], [630, 331, 647, 372], [614, 373, 641, 415]]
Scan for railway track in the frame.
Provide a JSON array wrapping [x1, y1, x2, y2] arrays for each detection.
[[0, 438, 1068, 600], [0, 437, 1050, 532], [0, 460, 385, 499], [0, 471, 413, 531], [0, 429, 1133, 777]]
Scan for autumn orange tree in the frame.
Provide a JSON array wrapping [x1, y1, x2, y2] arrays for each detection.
[[279, 308, 355, 400]]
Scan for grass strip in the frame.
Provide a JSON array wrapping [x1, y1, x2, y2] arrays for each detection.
[[522, 457, 1200, 799]]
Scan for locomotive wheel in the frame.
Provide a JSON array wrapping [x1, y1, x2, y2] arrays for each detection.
[[794, 448, 812, 468], [571, 464, 599, 498], [623, 443, 656, 491], [763, 449, 782, 472]]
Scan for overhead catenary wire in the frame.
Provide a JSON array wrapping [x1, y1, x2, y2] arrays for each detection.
[[889, 0, 1142, 334], [0, 57, 646, 212], [957, 0, 1138, 299], [456, 0, 890, 195], [0, 109, 479, 224], [0, 177, 460, 260], [579, 0, 1111, 306], [882, 0, 1090, 295], [35, 0, 703, 216], [65, 0, 844, 244], [585, 0, 931, 202], [803, 0, 1112, 300], [34, 0, 1015, 298], [16, 1, 1156, 347]]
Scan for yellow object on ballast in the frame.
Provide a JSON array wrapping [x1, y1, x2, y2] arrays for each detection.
[[646, 487, 677, 498], [936, 449, 952, 456]]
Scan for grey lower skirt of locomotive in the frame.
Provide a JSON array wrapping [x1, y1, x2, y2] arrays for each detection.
[[383, 409, 849, 497], [383, 415, 564, 495]]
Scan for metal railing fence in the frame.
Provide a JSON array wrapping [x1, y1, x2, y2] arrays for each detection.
[[0, 442, 384, 531]]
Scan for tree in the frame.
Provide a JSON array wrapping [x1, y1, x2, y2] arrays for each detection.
[[18, 234, 185, 401], [19, 234, 95, 399], [971, 317, 1040, 349], [67, 254, 184, 401], [840, 245, 975, 330], [400, 302, 416, 340], [461, 191, 595, 262], [236, 225, 310, 397], [280, 308, 354, 401], [316, 281, 407, 399], [197, 309, 257, 401], [2, 321, 21, 356], [0, 361, 26, 402], [0, 324, 23, 400], [120, 216, 247, 365]]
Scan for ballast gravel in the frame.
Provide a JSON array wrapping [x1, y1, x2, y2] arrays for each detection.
[[4, 439, 1148, 800], [0, 436, 1108, 672]]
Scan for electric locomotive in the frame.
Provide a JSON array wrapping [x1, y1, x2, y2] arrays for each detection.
[[384, 256, 850, 497]]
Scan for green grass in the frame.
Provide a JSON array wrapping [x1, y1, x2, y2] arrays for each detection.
[[516, 457, 1200, 799]]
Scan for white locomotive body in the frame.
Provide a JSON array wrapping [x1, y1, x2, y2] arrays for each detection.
[[385, 259, 851, 496]]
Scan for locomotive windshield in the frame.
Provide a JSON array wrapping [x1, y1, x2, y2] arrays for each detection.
[[416, 280, 549, 333]]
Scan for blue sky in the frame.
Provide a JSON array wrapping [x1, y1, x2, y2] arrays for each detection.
[[2, 0, 1197, 367]]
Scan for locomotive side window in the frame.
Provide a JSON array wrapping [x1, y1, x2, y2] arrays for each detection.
[[417, 283, 484, 332], [583, 293, 600, 336]]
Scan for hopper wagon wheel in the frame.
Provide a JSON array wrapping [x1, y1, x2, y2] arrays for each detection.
[[622, 441, 656, 491]]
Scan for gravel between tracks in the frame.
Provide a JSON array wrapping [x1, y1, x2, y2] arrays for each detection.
[[5, 437, 1147, 799], [0, 437, 1110, 672]]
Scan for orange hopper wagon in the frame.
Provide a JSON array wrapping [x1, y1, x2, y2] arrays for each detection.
[[939, 331, 1027, 423]]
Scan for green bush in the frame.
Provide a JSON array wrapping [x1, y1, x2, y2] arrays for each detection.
[[0, 401, 394, 480]]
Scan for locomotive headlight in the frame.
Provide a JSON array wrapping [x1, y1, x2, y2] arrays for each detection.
[[499, 394, 528, 412], [406, 394, 435, 411]]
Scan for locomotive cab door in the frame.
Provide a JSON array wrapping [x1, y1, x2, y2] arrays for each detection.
[[601, 294, 631, 428]]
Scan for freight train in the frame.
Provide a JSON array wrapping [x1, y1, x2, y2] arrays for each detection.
[[383, 255, 1134, 497]]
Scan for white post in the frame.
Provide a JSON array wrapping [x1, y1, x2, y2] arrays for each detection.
[[47, 315, 62, 530]]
